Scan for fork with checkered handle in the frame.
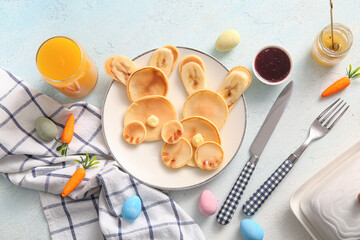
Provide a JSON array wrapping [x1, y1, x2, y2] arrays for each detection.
[[216, 156, 258, 225], [243, 98, 349, 216]]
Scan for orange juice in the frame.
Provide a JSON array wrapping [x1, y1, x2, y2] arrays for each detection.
[[312, 23, 352, 66], [36, 37, 98, 98]]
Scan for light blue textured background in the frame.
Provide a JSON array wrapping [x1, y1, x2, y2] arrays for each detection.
[[1, 1, 360, 239]]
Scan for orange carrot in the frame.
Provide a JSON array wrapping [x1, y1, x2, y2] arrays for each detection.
[[321, 64, 360, 97], [321, 77, 350, 97], [61, 114, 75, 144], [56, 114, 75, 156], [62, 168, 85, 197], [61, 153, 99, 197]]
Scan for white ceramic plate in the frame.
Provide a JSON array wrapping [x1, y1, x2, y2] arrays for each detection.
[[102, 47, 247, 190], [290, 141, 360, 240]]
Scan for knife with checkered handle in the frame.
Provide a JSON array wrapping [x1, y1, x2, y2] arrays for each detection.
[[216, 81, 293, 225], [242, 157, 294, 216], [216, 157, 257, 225]]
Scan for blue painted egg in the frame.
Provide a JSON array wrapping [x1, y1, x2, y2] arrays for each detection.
[[240, 219, 264, 240], [121, 196, 142, 222]]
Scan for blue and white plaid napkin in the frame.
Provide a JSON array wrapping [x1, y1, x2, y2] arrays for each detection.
[[0, 69, 206, 240]]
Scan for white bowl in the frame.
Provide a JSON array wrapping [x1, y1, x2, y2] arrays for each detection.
[[252, 45, 293, 85]]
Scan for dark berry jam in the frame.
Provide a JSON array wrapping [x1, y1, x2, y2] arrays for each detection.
[[255, 47, 291, 82]]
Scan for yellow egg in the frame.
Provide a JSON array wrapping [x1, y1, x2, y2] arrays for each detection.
[[215, 29, 240, 52]]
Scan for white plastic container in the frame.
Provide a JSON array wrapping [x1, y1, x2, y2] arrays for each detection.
[[290, 141, 360, 240]]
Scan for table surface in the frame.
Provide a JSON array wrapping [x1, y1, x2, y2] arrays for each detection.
[[1, 1, 360, 239]]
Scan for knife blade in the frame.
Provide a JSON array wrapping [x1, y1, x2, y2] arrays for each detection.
[[250, 80, 293, 159], [216, 80, 293, 225]]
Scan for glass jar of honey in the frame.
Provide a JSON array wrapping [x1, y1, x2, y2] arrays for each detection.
[[36, 36, 98, 98], [312, 23, 353, 66]]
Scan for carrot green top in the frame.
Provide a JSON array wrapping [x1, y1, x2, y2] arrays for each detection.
[[74, 153, 99, 169], [346, 64, 360, 79]]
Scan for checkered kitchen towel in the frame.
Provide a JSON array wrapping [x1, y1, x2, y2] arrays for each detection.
[[0, 69, 206, 240]]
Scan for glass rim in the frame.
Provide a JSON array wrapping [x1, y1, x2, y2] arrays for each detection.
[[319, 23, 353, 57], [35, 36, 84, 83]]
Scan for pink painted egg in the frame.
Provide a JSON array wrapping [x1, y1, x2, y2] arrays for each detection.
[[199, 190, 218, 216]]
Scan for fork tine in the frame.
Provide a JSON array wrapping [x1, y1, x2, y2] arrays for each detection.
[[328, 105, 349, 129], [324, 102, 346, 127], [317, 98, 340, 120], [320, 99, 343, 123]]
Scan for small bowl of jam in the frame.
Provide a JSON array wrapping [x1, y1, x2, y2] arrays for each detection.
[[253, 45, 293, 85]]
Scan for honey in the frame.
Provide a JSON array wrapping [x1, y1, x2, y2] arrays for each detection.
[[312, 23, 352, 66]]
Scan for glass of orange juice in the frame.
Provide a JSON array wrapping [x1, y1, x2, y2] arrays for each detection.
[[36, 36, 98, 98]]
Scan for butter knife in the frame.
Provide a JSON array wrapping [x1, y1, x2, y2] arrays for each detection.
[[216, 81, 293, 225]]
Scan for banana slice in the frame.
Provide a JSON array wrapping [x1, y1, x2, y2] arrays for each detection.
[[180, 62, 206, 95], [218, 66, 251, 110], [195, 141, 224, 170], [163, 45, 179, 73], [179, 55, 206, 95], [181, 116, 221, 167], [161, 120, 184, 144], [161, 138, 192, 169], [183, 89, 228, 129], [104, 55, 137, 85], [127, 66, 168, 102], [179, 55, 205, 74], [124, 96, 177, 141], [149, 48, 174, 77], [123, 120, 146, 145]]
